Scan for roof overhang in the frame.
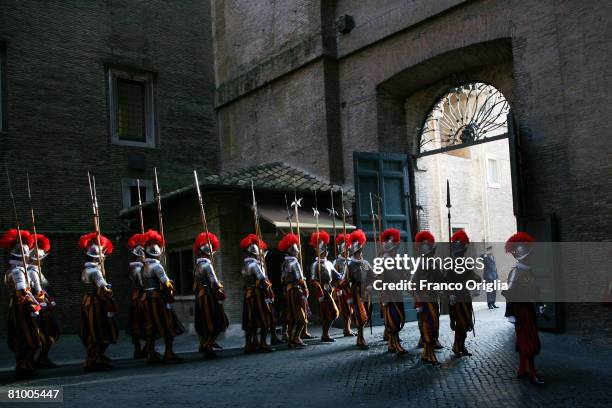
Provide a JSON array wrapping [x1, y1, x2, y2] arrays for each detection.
[[258, 205, 355, 232]]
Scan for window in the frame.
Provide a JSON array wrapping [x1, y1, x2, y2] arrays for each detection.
[[167, 247, 194, 297], [121, 178, 154, 209], [487, 157, 500, 188], [107, 68, 155, 147]]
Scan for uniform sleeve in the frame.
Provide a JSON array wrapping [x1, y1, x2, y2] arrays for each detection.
[[28, 268, 43, 293], [153, 263, 170, 284], [11, 268, 27, 291], [207, 263, 220, 285], [92, 268, 109, 288]]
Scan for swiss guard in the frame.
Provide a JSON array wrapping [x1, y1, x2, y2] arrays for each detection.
[[448, 230, 477, 357], [309, 230, 339, 342], [333, 233, 354, 336], [127, 233, 146, 359], [503, 232, 545, 385], [412, 230, 442, 364], [344, 229, 372, 350], [2, 229, 42, 379], [241, 233, 275, 353], [140, 229, 184, 363], [78, 232, 118, 371], [379, 228, 407, 356], [29, 233, 60, 369], [193, 231, 228, 359], [279, 233, 309, 348]]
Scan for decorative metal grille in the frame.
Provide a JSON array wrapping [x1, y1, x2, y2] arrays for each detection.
[[418, 82, 510, 153]]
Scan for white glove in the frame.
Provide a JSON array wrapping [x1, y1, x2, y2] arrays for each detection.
[[415, 306, 423, 313], [538, 305, 546, 315], [506, 316, 516, 325], [39, 302, 47, 309], [51, 301, 57, 307], [166, 303, 173, 310], [107, 312, 115, 318], [347, 298, 354, 305], [31, 311, 40, 317], [449, 294, 456, 305], [336, 290, 343, 296], [318, 296, 324, 302], [218, 300, 225, 304]]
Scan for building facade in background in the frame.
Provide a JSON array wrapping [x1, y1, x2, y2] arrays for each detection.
[[0, 0, 217, 332]]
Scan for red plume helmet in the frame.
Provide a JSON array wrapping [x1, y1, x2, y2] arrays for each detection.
[[194, 232, 220, 253], [451, 229, 469, 244], [78, 232, 113, 254], [309, 230, 330, 248], [144, 229, 164, 247], [381, 228, 400, 244], [505, 232, 536, 253], [32, 233, 51, 252], [278, 233, 300, 252], [415, 230, 435, 244], [348, 229, 367, 247], [336, 233, 349, 246], [240, 233, 267, 251], [127, 233, 145, 250], [1, 229, 34, 249]]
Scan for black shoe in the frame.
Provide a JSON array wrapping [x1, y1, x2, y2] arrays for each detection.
[[14, 369, 37, 380], [321, 337, 335, 343], [301, 333, 316, 340], [271, 337, 284, 345], [529, 375, 545, 386], [212, 342, 223, 349], [517, 372, 529, 380], [461, 349, 472, 356], [493, 305, 499, 309], [163, 353, 185, 364], [357, 343, 369, 350], [203, 350, 219, 360]]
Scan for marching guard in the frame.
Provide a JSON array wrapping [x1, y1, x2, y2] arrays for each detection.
[[310, 230, 339, 342], [193, 232, 228, 359], [241, 233, 275, 353], [140, 229, 184, 363], [28, 233, 60, 369], [2, 229, 42, 379], [412, 230, 442, 364], [503, 232, 545, 385], [379, 228, 407, 356], [279, 233, 309, 348], [448, 230, 477, 357], [79, 232, 118, 371], [333, 233, 354, 337], [344, 229, 372, 350], [127, 233, 146, 359]]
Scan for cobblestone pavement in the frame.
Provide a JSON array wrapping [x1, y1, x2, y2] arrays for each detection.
[[0, 306, 610, 407]]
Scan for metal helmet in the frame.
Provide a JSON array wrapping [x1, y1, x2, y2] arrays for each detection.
[[194, 232, 220, 257], [505, 232, 536, 261], [241, 233, 266, 258], [1, 229, 33, 259], [30, 247, 49, 261], [128, 233, 145, 257], [450, 230, 469, 255], [142, 230, 164, 258], [279, 233, 301, 256], [336, 233, 348, 255], [145, 243, 162, 257], [415, 230, 436, 257], [310, 230, 330, 258], [348, 229, 366, 255], [87, 243, 103, 259], [381, 228, 400, 256], [78, 232, 114, 259]]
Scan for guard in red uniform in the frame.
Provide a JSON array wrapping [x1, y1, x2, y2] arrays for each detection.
[[309, 230, 340, 342], [379, 228, 407, 356], [279, 233, 309, 348], [127, 233, 146, 359], [193, 231, 228, 359], [332, 233, 354, 336], [503, 232, 545, 385], [2, 229, 42, 379]]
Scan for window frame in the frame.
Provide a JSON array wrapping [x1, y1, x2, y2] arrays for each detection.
[[167, 245, 195, 298], [121, 178, 154, 209], [107, 67, 156, 148], [486, 155, 501, 188]]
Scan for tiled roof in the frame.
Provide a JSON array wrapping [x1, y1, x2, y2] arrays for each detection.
[[120, 162, 354, 216]]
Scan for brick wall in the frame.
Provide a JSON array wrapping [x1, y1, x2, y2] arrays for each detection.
[[0, 0, 217, 333]]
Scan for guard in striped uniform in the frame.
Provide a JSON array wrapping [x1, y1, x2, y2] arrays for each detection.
[[379, 228, 407, 356], [241, 234, 275, 353], [333, 233, 354, 337], [279, 233, 309, 348], [310, 230, 340, 342], [127, 233, 146, 359], [140, 229, 184, 364], [344, 229, 372, 350], [2, 229, 42, 379], [412, 230, 442, 364], [78, 232, 118, 371], [503, 232, 545, 385], [28, 233, 60, 369], [448, 230, 477, 357], [194, 232, 228, 359]]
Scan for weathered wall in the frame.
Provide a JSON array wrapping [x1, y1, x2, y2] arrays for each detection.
[[0, 0, 217, 332]]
